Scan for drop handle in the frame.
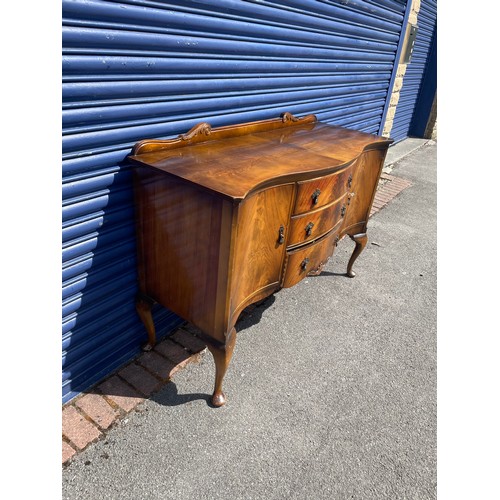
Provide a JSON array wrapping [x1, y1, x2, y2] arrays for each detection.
[[311, 188, 321, 205], [301, 258, 310, 271], [305, 222, 314, 236], [278, 225, 285, 244], [340, 204, 347, 217]]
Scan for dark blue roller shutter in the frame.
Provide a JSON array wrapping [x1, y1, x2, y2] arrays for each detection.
[[62, 0, 407, 403], [390, 0, 437, 143]]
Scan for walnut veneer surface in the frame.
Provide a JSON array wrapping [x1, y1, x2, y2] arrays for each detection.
[[129, 113, 393, 406]]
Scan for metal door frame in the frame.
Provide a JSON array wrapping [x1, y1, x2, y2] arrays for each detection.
[[378, 0, 412, 136]]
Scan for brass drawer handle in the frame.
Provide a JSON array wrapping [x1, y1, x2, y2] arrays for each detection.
[[311, 188, 321, 205], [301, 258, 310, 270], [278, 225, 285, 244], [305, 222, 314, 236], [347, 174, 353, 188], [335, 235, 340, 247], [340, 204, 346, 217]]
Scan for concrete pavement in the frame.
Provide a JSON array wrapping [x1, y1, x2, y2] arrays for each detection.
[[62, 139, 437, 500]]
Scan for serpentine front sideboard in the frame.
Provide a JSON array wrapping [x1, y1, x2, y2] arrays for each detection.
[[128, 112, 393, 406]]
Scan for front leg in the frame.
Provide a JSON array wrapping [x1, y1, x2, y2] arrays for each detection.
[[347, 233, 368, 278], [206, 328, 237, 407]]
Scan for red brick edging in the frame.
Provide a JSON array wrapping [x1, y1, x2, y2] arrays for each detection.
[[370, 173, 412, 217], [62, 326, 206, 465]]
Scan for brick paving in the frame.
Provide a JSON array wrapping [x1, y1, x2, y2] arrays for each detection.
[[370, 173, 412, 217], [137, 350, 178, 381], [118, 362, 162, 397], [74, 393, 120, 430], [62, 440, 77, 463], [154, 339, 192, 365], [62, 174, 411, 466], [62, 406, 102, 451], [97, 375, 145, 413]]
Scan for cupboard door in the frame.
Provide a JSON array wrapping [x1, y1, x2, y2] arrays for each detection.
[[229, 184, 294, 316]]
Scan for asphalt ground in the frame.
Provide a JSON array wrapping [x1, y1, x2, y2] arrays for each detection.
[[62, 140, 437, 500]]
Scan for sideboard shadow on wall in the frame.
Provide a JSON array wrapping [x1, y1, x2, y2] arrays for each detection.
[[128, 112, 393, 407]]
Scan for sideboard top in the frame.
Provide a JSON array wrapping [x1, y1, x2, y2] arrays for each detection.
[[129, 113, 393, 201]]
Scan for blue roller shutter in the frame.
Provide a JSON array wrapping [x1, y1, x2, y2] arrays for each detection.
[[62, 0, 407, 403], [390, 0, 437, 143]]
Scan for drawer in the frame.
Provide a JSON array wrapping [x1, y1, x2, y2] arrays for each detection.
[[293, 165, 353, 215], [282, 229, 339, 289], [287, 194, 347, 248]]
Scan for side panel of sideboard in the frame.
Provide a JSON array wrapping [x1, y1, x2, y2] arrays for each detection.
[[341, 148, 387, 236], [134, 169, 234, 342]]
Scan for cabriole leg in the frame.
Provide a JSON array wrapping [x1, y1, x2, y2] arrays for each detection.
[[135, 294, 156, 351], [347, 233, 368, 278], [206, 328, 237, 407]]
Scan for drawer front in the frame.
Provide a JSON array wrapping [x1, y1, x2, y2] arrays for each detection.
[[282, 229, 339, 289], [288, 194, 347, 247], [293, 165, 353, 215]]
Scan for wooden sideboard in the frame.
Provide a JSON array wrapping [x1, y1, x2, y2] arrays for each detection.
[[129, 112, 393, 406]]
